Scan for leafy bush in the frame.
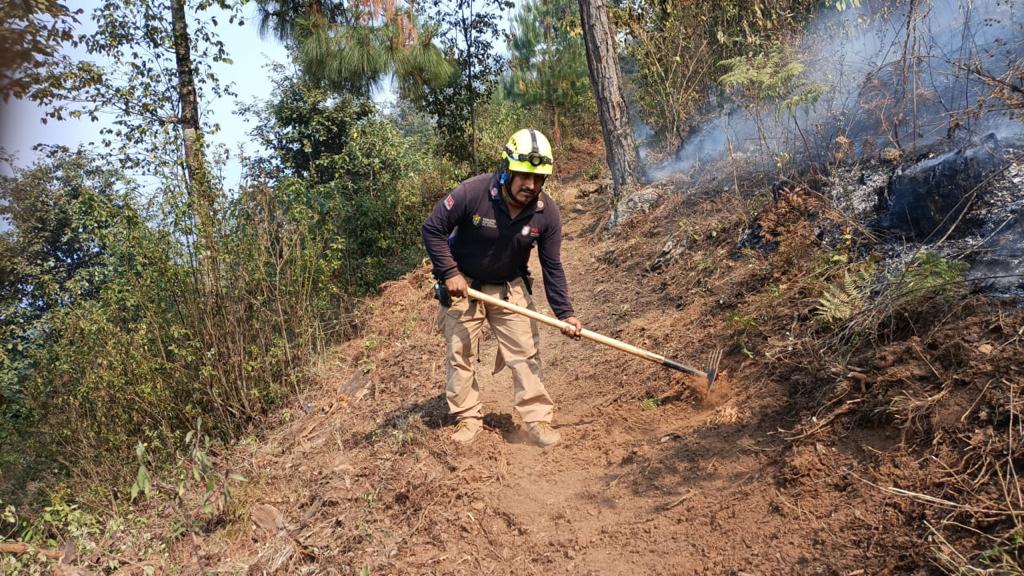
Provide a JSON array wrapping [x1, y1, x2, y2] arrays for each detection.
[[719, 46, 825, 112], [251, 73, 436, 295], [471, 94, 531, 173], [1, 79, 443, 512], [887, 251, 969, 309]]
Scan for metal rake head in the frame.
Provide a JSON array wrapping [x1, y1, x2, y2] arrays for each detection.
[[705, 348, 724, 391]]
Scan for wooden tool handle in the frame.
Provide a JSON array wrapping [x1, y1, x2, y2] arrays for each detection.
[[465, 288, 705, 377]]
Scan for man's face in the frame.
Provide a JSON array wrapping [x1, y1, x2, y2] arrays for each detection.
[[507, 171, 546, 208]]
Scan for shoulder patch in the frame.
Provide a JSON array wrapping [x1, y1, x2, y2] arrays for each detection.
[[444, 194, 455, 210], [536, 199, 544, 210]]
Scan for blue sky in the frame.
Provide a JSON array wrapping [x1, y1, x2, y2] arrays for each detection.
[[0, 1, 291, 188]]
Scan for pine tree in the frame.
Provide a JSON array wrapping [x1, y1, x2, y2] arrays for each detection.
[[255, 0, 452, 98], [505, 0, 593, 145]]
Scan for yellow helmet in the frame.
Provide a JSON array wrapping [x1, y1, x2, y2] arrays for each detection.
[[502, 128, 554, 176]]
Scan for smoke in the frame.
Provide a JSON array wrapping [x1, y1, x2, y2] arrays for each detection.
[[647, 109, 753, 181], [646, 0, 1024, 181]]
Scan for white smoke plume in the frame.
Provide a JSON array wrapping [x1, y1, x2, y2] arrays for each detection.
[[645, 0, 1024, 181]]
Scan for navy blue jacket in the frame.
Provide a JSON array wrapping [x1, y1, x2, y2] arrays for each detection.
[[422, 173, 575, 320]]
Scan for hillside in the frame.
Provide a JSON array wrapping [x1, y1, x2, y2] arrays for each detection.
[[6, 0, 1024, 573], [127, 163, 1020, 575]]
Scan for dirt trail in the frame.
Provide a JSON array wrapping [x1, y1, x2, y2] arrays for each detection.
[[183, 183, 918, 575]]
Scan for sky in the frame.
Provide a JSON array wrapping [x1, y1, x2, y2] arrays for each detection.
[[0, 1, 292, 188]]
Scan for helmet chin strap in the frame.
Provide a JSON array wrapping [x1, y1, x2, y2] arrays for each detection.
[[502, 181, 517, 207], [502, 176, 542, 211]]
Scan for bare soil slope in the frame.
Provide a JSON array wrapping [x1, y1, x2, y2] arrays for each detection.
[[174, 177, 1024, 576]]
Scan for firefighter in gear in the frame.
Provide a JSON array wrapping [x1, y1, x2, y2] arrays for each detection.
[[422, 128, 582, 447]]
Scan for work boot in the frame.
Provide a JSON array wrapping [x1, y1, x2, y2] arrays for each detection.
[[525, 422, 560, 448], [451, 418, 482, 444]]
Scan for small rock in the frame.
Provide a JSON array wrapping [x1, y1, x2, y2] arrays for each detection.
[[252, 504, 286, 535], [881, 135, 1007, 239], [978, 343, 994, 354]]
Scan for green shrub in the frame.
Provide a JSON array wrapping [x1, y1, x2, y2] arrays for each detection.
[[0, 82, 442, 513], [471, 94, 531, 173]]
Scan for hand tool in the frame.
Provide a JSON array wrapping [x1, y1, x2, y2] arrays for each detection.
[[465, 287, 722, 389]]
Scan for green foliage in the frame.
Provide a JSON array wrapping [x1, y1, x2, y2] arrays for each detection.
[[251, 69, 377, 183], [393, 89, 530, 184], [504, 0, 595, 144], [719, 46, 825, 113], [640, 397, 661, 410], [251, 72, 432, 294], [294, 9, 452, 98], [1, 0, 447, 561], [934, 525, 1024, 575], [416, 0, 512, 170], [724, 311, 757, 332], [0, 0, 80, 101], [886, 251, 968, 310], [814, 265, 875, 326], [322, 116, 429, 292], [387, 101, 464, 199], [0, 82, 438, 500], [820, 252, 968, 342], [725, 311, 759, 358], [130, 443, 152, 503], [470, 94, 531, 174], [256, 0, 452, 98], [897, 251, 966, 301], [38, 495, 101, 545], [172, 417, 240, 520], [0, 103, 434, 506], [1, 150, 158, 488], [28, 0, 240, 173], [618, 0, 820, 149], [0, 490, 101, 555]]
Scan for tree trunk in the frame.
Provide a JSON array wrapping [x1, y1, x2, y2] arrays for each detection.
[[171, 0, 219, 287], [576, 0, 643, 197], [551, 105, 562, 146]]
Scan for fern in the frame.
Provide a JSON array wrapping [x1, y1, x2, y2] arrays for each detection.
[[888, 251, 968, 309], [719, 45, 825, 113], [815, 267, 874, 326]]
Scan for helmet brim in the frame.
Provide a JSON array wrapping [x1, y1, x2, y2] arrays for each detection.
[[507, 159, 553, 175]]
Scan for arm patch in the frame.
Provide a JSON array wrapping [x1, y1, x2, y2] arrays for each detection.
[[444, 194, 455, 210]]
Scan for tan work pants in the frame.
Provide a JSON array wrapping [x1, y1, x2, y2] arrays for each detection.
[[438, 277, 553, 424]]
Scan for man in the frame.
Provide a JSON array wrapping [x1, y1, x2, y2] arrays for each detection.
[[422, 128, 583, 447]]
